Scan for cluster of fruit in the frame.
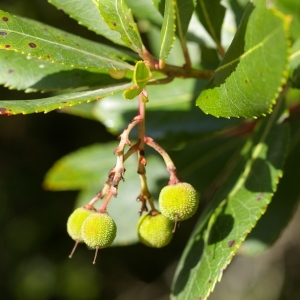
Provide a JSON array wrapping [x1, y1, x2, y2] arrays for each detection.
[[67, 182, 199, 264], [66, 87, 200, 264]]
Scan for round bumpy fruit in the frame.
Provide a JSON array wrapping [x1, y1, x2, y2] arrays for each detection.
[[137, 212, 173, 248], [81, 212, 117, 249], [159, 182, 199, 221], [67, 206, 95, 242]]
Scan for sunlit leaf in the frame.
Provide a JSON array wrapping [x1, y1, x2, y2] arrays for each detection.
[[0, 50, 130, 92], [159, 0, 176, 62], [0, 83, 131, 115], [123, 61, 151, 100], [48, 0, 126, 46], [196, 1, 291, 118], [0, 10, 133, 71], [97, 0, 144, 54]]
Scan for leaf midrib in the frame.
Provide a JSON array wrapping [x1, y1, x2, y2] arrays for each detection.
[[115, 0, 140, 53], [215, 25, 284, 73], [1, 26, 131, 69]]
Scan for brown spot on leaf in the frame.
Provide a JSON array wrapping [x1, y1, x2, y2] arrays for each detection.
[[112, 22, 117, 26], [228, 240, 235, 248], [256, 193, 263, 201], [0, 31, 7, 36], [0, 108, 6, 114], [7, 69, 14, 74], [245, 79, 249, 83], [0, 108, 12, 115], [2, 17, 9, 22], [5, 44, 10, 48], [29, 42, 37, 48], [46, 55, 51, 59]]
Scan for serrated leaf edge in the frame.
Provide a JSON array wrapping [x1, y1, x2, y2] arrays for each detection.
[[201, 102, 287, 299]]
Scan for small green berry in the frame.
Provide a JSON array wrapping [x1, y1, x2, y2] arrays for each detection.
[[81, 212, 117, 264], [159, 182, 199, 221], [137, 212, 173, 248], [67, 205, 95, 258], [67, 206, 95, 242]]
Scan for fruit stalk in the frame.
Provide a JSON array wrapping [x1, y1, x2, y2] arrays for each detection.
[[144, 136, 180, 185], [136, 90, 156, 212]]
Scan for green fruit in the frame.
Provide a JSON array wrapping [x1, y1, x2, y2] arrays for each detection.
[[81, 212, 117, 249], [159, 182, 199, 221], [137, 212, 173, 248], [67, 206, 95, 242]]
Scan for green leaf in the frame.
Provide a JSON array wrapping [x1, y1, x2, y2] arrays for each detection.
[[159, 0, 176, 62], [175, 0, 196, 38], [44, 143, 169, 246], [48, 0, 126, 46], [289, 38, 300, 89], [123, 61, 151, 100], [196, 1, 291, 118], [44, 143, 118, 191], [97, 0, 144, 54], [0, 50, 130, 92], [171, 100, 290, 299], [196, 0, 226, 52], [275, 0, 300, 40], [0, 10, 133, 71], [240, 113, 300, 255], [0, 83, 131, 115]]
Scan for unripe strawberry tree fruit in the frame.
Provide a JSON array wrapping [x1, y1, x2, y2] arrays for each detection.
[[159, 182, 199, 221], [137, 212, 174, 248], [67, 206, 95, 242], [81, 211, 117, 264], [81, 212, 117, 249]]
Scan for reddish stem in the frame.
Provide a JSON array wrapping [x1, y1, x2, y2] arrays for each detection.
[[144, 136, 180, 184], [98, 191, 114, 213]]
